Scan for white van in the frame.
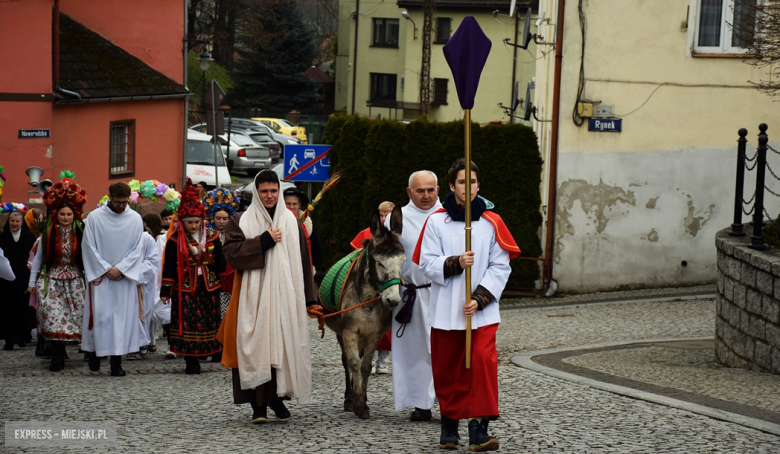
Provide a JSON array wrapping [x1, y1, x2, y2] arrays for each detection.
[[186, 129, 231, 187]]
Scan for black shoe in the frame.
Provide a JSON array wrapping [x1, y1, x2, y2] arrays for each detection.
[[211, 351, 222, 363], [49, 356, 65, 372], [35, 334, 45, 357], [3, 343, 13, 351], [17, 341, 27, 348], [250, 403, 268, 424], [439, 416, 460, 449], [268, 401, 291, 422], [468, 419, 499, 452], [110, 364, 126, 377], [88, 354, 100, 372], [411, 407, 432, 421], [184, 357, 201, 375]]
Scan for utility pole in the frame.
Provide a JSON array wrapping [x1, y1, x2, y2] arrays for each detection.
[[419, 0, 435, 117]]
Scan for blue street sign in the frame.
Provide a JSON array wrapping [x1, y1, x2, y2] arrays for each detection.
[[284, 144, 331, 182], [18, 129, 50, 139], [588, 118, 622, 132]]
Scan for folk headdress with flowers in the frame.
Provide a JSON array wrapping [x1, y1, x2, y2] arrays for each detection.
[[43, 170, 87, 217], [177, 178, 205, 220], [203, 187, 239, 229]]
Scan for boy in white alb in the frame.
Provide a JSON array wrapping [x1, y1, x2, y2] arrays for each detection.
[[413, 159, 520, 452]]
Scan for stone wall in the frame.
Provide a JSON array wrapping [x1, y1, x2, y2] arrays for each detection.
[[715, 228, 780, 374]]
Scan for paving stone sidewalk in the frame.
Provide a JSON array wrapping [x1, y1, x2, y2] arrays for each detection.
[[1, 295, 779, 453]]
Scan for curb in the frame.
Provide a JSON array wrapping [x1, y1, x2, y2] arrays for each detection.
[[501, 293, 716, 312], [510, 337, 780, 437]]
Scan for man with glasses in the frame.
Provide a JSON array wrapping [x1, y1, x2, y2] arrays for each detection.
[[81, 182, 146, 376]]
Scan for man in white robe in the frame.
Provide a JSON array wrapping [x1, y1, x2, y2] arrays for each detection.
[[384, 170, 441, 421], [81, 182, 145, 376], [138, 231, 162, 355]]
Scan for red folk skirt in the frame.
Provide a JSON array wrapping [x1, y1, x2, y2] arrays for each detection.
[[431, 323, 499, 420]]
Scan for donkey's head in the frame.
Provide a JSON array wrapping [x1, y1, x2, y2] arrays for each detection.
[[364, 204, 404, 310]]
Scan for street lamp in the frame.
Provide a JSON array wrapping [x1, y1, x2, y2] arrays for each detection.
[[402, 11, 418, 40], [197, 47, 214, 71]]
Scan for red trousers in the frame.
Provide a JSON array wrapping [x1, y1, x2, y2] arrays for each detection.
[[431, 323, 499, 420], [376, 330, 391, 351]]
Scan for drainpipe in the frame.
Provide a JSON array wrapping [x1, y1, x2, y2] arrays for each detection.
[[351, 0, 360, 115], [543, 0, 566, 290], [182, 0, 189, 186], [509, 11, 518, 124], [53, 0, 59, 85]]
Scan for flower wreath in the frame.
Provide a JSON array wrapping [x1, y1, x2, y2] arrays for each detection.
[[97, 179, 181, 212], [202, 187, 240, 229], [0, 202, 26, 214], [43, 170, 88, 217]]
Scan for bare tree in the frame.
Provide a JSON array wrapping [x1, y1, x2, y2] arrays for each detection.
[[734, 1, 780, 96], [298, 0, 339, 65]]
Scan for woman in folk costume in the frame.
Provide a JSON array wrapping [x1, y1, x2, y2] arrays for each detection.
[[203, 187, 239, 363], [26, 172, 88, 371], [0, 206, 37, 350], [160, 179, 225, 375], [217, 169, 318, 424]]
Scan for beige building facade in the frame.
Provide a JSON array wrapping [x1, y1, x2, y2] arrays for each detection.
[[533, 0, 780, 292], [335, 0, 537, 123]]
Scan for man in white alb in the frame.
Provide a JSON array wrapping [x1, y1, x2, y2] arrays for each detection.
[[384, 170, 442, 421], [81, 181, 145, 377]]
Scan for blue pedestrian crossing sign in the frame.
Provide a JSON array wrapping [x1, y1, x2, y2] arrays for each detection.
[[284, 144, 331, 182]]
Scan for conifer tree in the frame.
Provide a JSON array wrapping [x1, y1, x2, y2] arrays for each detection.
[[229, 0, 320, 115]]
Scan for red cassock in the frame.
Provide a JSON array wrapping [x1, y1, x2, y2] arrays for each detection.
[[431, 323, 499, 420], [350, 227, 391, 351]]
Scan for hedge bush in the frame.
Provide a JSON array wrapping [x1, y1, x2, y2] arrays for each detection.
[[314, 114, 543, 288]]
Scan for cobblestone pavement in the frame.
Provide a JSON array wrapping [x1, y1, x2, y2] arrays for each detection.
[[2, 296, 779, 452], [562, 343, 780, 415]]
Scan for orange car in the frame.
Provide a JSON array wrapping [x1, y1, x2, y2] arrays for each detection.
[[252, 117, 308, 144]]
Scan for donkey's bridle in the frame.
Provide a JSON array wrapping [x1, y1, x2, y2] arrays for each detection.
[[377, 278, 402, 291], [365, 244, 402, 292]]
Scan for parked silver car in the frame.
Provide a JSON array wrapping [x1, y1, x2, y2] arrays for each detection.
[[226, 128, 282, 161], [215, 134, 272, 175]]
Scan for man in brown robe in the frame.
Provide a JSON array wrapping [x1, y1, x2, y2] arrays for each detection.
[[217, 170, 317, 424]]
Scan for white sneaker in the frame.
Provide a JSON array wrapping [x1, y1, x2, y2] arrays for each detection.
[[165, 350, 176, 359], [376, 361, 390, 374]]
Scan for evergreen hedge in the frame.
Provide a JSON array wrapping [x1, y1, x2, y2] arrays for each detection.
[[314, 114, 543, 288]]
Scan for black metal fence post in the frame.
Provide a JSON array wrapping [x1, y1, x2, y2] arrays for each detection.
[[731, 128, 748, 236], [749, 124, 768, 250]]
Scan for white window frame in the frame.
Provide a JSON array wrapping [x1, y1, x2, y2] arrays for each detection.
[[691, 0, 755, 54]]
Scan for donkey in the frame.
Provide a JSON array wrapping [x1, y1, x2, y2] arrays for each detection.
[[324, 205, 405, 419]]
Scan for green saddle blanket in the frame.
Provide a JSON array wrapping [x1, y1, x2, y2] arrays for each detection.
[[319, 248, 363, 312]]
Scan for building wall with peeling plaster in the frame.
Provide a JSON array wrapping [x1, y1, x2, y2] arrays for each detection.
[[533, 0, 780, 292]]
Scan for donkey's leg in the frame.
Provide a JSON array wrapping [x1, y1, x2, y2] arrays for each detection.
[[359, 340, 376, 416], [336, 334, 353, 412], [343, 331, 370, 419]]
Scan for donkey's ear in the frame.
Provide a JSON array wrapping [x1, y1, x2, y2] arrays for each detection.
[[369, 209, 387, 239], [389, 204, 403, 236]]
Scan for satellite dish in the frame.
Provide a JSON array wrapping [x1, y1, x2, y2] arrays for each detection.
[[511, 80, 520, 111], [523, 81, 535, 121], [520, 7, 533, 49], [509, 0, 516, 17]]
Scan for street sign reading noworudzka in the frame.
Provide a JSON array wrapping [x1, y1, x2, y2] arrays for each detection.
[[283, 145, 331, 182]]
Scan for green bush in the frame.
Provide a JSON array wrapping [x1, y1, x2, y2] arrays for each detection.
[[313, 114, 543, 288]]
